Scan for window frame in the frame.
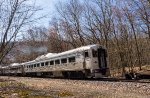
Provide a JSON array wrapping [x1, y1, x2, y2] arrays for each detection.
[[45, 62, 49, 66], [68, 56, 76, 63], [50, 61, 54, 65], [37, 63, 40, 67], [55, 59, 60, 65], [61, 58, 67, 64], [34, 64, 36, 67], [41, 62, 44, 66], [31, 65, 33, 68], [92, 49, 98, 57], [84, 51, 89, 58]]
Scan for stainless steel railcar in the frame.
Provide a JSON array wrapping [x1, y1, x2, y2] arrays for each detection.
[[0, 44, 110, 78]]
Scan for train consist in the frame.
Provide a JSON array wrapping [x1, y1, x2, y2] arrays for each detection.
[[0, 44, 110, 78]]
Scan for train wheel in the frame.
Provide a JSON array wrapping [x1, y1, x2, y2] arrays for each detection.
[[62, 72, 69, 78], [125, 73, 134, 80]]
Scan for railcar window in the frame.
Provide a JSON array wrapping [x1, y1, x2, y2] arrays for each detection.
[[85, 51, 89, 57], [50, 61, 54, 65], [45, 62, 48, 66], [34, 64, 36, 67], [55, 60, 60, 64], [61, 58, 67, 63], [69, 57, 75, 62], [92, 49, 98, 57], [41, 62, 44, 66], [37, 64, 40, 67]]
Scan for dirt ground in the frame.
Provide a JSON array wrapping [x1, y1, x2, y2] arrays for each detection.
[[0, 77, 100, 98], [0, 76, 150, 98]]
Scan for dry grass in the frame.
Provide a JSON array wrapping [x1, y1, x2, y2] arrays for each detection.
[[110, 65, 150, 77], [0, 80, 62, 98], [141, 65, 150, 70], [58, 91, 74, 97], [0, 77, 111, 98]]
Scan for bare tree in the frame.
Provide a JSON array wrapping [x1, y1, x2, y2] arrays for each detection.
[[46, 19, 64, 53], [0, 0, 42, 64], [56, 0, 85, 47], [132, 0, 150, 39]]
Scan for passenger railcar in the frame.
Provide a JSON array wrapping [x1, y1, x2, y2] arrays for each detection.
[[0, 44, 110, 78]]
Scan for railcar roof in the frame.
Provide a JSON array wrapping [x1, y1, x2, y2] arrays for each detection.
[[23, 44, 100, 65], [10, 63, 20, 66], [48, 44, 99, 58], [9, 63, 22, 68], [35, 53, 57, 60]]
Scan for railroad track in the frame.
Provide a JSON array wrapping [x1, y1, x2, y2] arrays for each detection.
[[7, 75, 150, 83]]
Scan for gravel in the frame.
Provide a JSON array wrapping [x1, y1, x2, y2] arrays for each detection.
[[0, 76, 150, 98]]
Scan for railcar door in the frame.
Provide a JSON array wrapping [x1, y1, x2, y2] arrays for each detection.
[[83, 50, 91, 69], [97, 48, 108, 75]]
